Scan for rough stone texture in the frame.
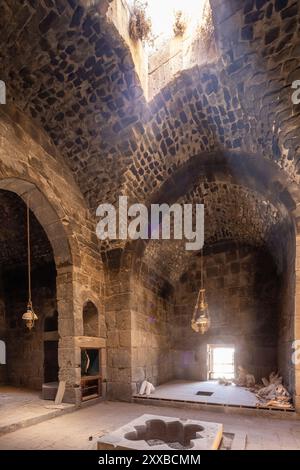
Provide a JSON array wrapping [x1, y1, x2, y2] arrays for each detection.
[[142, 180, 287, 283], [1, 263, 57, 389], [172, 244, 282, 384], [104, 248, 132, 401], [0, 104, 105, 403], [130, 271, 173, 392], [0, 0, 299, 216], [0, 0, 300, 407], [83, 301, 99, 337], [1, 401, 299, 450]]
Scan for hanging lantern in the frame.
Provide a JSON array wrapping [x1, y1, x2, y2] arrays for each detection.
[[22, 302, 38, 331], [191, 249, 210, 334], [22, 197, 38, 330], [191, 288, 210, 334]]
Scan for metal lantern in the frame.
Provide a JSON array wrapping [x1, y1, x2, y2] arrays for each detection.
[[22, 198, 38, 330], [191, 249, 210, 334]]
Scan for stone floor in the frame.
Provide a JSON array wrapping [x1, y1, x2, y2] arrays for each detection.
[[0, 386, 75, 435], [0, 400, 299, 450], [135, 380, 258, 407]]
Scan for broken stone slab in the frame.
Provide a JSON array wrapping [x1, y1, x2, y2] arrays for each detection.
[[97, 414, 223, 450]]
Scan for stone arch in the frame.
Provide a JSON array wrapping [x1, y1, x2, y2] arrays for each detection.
[[125, 150, 299, 277], [119, 150, 299, 406], [0, 177, 73, 268], [0, 176, 79, 401], [149, 151, 299, 211]]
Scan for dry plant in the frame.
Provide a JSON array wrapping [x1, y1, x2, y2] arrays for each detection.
[[197, 3, 215, 50], [129, 1, 153, 44], [173, 10, 187, 37]]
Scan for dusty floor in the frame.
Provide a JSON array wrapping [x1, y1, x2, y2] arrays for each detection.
[[0, 386, 75, 434], [0, 400, 299, 450], [135, 380, 259, 407]]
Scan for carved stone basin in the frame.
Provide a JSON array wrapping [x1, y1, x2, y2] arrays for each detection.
[[125, 419, 204, 449], [97, 414, 223, 450]]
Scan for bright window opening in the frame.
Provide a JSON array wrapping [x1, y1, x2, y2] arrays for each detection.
[[127, 0, 208, 46], [208, 345, 235, 380]]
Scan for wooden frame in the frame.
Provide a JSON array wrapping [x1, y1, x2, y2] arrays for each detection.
[[80, 347, 102, 401]]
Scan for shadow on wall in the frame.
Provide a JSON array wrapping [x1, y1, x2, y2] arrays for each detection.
[[171, 244, 283, 386], [83, 301, 99, 337]]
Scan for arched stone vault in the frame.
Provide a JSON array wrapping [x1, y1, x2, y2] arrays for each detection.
[[1, 0, 300, 406], [106, 149, 298, 401], [1, 0, 300, 212], [124, 150, 298, 283]]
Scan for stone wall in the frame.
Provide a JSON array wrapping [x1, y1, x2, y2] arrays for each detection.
[[83, 301, 99, 337], [148, 4, 217, 100], [294, 235, 300, 410], [131, 269, 174, 393], [2, 262, 57, 389], [0, 0, 298, 408], [105, 248, 174, 400], [0, 272, 7, 384], [277, 222, 296, 392], [171, 244, 281, 384], [104, 248, 132, 401], [0, 104, 105, 403], [0, 187, 57, 389]]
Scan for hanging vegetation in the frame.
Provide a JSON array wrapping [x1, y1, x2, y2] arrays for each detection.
[[173, 11, 187, 38], [129, 1, 153, 44]]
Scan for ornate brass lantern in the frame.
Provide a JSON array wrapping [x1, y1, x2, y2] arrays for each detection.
[[191, 249, 210, 334], [22, 302, 38, 331], [22, 197, 38, 330]]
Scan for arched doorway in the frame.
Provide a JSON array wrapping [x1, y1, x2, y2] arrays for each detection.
[[0, 178, 75, 401], [0, 189, 57, 389]]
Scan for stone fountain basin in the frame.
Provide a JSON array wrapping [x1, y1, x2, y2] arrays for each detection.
[[97, 414, 223, 450]]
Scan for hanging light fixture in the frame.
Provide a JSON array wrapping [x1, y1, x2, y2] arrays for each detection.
[[22, 197, 38, 330], [191, 248, 210, 334]]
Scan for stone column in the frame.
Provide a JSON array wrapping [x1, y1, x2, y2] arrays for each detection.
[[56, 266, 80, 404], [105, 249, 132, 401]]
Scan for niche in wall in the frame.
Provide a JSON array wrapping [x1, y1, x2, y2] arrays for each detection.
[[83, 301, 98, 337]]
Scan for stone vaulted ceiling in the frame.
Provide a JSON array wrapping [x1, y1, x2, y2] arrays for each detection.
[[0, 0, 300, 278], [142, 181, 291, 282]]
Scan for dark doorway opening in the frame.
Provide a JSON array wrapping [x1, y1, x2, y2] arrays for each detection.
[[44, 340, 58, 383]]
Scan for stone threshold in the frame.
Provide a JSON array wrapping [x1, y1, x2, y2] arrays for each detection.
[[133, 396, 298, 420], [0, 395, 107, 437], [0, 403, 76, 437]]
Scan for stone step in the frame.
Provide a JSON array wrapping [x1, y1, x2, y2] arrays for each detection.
[[133, 396, 298, 420], [0, 403, 76, 437]]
